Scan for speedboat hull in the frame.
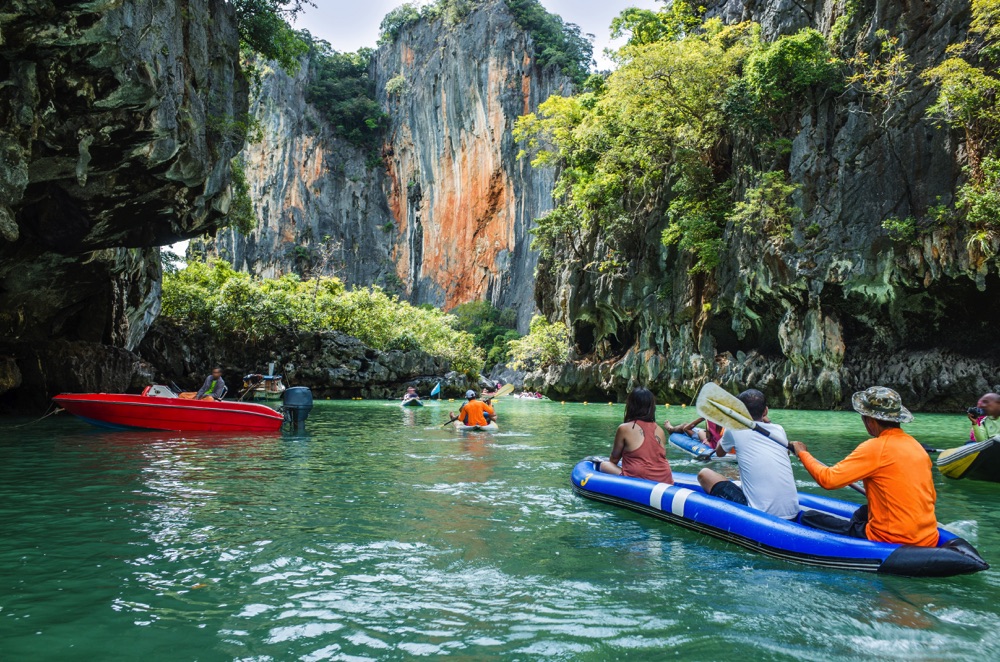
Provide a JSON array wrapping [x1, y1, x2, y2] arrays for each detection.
[[571, 459, 988, 577], [53, 393, 284, 433]]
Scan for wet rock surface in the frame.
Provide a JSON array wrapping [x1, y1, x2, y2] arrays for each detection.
[[0, 0, 247, 409]]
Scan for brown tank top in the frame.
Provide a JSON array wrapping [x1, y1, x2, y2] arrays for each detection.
[[621, 420, 673, 484]]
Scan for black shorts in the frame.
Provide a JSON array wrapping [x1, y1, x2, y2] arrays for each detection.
[[710, 480, 748, 506]]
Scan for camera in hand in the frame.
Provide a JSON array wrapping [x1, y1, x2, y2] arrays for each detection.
[[968, 406, 985, 417]]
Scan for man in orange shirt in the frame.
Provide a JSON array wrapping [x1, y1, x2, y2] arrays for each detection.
[[788, 386, 939, 547], [452, 390, 496, 427]]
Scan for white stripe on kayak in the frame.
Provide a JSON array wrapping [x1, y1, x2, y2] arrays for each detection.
[[671, 488, 693, 517], [649, 483, 669, 510]]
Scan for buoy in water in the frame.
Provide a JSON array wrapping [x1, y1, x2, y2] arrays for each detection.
[[561, 401, 566, 405]]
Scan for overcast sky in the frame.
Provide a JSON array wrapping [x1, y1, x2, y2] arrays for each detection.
[[293, 0, 662, 68]]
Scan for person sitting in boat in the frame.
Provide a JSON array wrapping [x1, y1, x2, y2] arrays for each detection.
[[789, 386, 939, 547], [598, 387, 673, 484], [402, 386, 420, 403], [679, 417, 725, 449], [452, 390, 496, 427], [696, 389, 799, 520], [195, 367, 227, 401], [968, 392, 1000, 443]]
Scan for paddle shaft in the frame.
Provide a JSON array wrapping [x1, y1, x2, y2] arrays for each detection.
[[706, 397, 867, 497]]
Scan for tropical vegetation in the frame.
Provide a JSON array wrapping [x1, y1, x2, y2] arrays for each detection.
[[507, 316, 570, 371], [162, 260, 483, 374], [449, 301, 521, 367]]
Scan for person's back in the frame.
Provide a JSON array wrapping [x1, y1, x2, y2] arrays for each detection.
[[620, 420, 673, 484], [830, 429, 938, 546], [721, 423, 799, 519], [460, 399, 494, 427]]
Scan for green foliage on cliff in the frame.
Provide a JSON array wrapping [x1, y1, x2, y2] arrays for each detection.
[[923, 0, 1000, 254], [226, 159, 257, 235], [507, 316, 570, 371], [378, 0, 592, 84], [504, 0, 593, 84], [304, 36, 385, 148], [514, 2, 845, 274], [162, 261, 483, 374], [450, 301, 521, 367], [232, 0, 309, 72]]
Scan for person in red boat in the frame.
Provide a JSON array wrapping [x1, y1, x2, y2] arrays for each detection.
[[599, 387, 673, 484]]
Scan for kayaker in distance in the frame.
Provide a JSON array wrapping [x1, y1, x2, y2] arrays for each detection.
[[968, 392, 1000, 442], [402, 387, 420, 403], [194, 367, 227, 401], [789, 386, 940, 547], [696, 389, 799, 520], [598, 387, 673, 484], [451, 390, 496, 427]]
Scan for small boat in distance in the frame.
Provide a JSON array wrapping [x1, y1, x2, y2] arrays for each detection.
[[53, 386, 285, 433], [243, 364, 286, 401]]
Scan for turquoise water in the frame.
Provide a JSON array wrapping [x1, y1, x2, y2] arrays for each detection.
[[1, 400, 997, 660]]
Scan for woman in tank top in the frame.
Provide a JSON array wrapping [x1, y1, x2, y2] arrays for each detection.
[[599, 387, 673, 484]]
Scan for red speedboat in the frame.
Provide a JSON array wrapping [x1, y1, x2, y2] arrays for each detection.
[[53, 389, 285, 433]]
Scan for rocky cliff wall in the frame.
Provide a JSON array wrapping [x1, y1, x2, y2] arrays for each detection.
[[194, 60, 398, 286], [375, 0, 569, 329], [528, 0, 1000, 411], [0, 0, 247, 409], [210, 0, 570, 330]]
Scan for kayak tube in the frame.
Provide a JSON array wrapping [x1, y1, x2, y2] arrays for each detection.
[[571, 458, 988, 577], [937, 438, 1000, 482], [454, 421, 498, 432], [669, 432, 737, 462], [401, 398, 424, 408]]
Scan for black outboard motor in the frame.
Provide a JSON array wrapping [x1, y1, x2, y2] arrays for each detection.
[[281, 387, 313, 432]]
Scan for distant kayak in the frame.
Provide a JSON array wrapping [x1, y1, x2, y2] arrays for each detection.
[[401, 398, 424, 408], [668, 432, 737, 462], [571, 458, 988, 577], [937, 438, 1000, 482], [454, 421, 498, 432]]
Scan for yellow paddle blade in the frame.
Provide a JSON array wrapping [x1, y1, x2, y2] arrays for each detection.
[[487, 383, 515, 399], [696, 383, 753, 431]]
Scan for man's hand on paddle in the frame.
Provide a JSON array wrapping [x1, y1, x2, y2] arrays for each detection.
[[788, 441, 807, 457]]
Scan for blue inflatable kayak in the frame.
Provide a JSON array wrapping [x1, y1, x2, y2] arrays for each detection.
[[571, 459, 988, 577], [401, 398, 424, 407], [668, 432, 737, 462]]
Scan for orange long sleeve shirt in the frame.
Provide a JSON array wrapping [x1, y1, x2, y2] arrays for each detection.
[[799, 428, 939, 547]]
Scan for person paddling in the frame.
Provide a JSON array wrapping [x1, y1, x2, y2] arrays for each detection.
[[697, 389, 799, 519], [789, 387, 939, 547], [402, 386, 420, 404], [599, 387, 673, 484], [451, 390, 496, 428]]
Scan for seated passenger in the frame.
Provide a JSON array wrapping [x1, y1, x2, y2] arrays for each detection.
[[968, 392, 1000, 442], [402, 386, 419, 402], [789, 387, 939, 547], [451, 390, 496, 427], [192, 367, 227, 401], [599, 388, 673, 484], [697, 389, 799, 520]]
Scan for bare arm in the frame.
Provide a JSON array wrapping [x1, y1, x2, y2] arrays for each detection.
[[609, 425, 628, 464]]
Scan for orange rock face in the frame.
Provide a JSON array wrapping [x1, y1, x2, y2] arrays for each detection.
[[377, 4, 570, 326]]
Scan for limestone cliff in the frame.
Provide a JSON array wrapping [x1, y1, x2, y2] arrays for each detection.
[[0, 0, 247, 408], [528, 0, 1000, 411], [193, 60, 397, 286], [209, 0, 570, 330]]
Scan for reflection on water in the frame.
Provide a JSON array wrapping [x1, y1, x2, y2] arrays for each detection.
[[0, 401, 997, 660]]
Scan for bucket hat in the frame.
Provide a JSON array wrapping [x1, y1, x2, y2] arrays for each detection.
[[851, 386, 913, 423]]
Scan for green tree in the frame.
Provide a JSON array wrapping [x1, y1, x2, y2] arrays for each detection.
[[304, 37, 385, 147], [231, 0, 309, 72], [507, 315, 570, 371]]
